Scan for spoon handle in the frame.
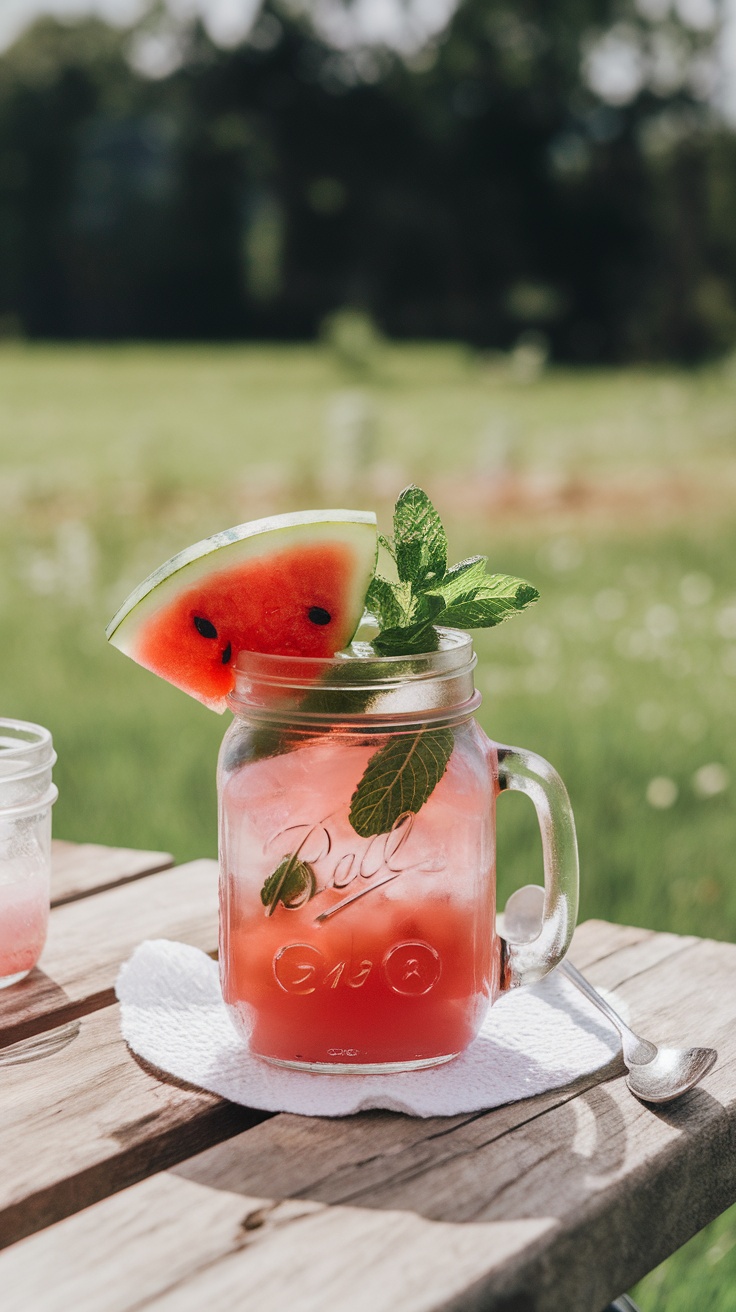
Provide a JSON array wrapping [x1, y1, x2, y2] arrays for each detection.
[[559, 958, 658, 1066]]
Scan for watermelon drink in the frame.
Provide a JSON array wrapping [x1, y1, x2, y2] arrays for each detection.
[[220, 718, 498, 1069], [0, 720, 57, 989], [218, 634, 579, 1072], [107, 487, 579, 1072]]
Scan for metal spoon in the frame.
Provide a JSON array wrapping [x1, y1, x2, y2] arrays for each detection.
[[503, 884, 718, 1104]]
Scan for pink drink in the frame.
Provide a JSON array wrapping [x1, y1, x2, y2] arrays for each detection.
[[219, 724, 500, 1069], [0, 719, 57, 988], [0, 870, 49, 985], [218, 635, 578, 1072]]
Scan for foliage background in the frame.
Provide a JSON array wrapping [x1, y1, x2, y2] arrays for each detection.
[[0, 0, 735, 359]]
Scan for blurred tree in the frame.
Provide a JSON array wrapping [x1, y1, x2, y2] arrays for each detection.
[[0, 0, 733, 358], [0, 19, 158, 335], [369, 0, 736, 358]]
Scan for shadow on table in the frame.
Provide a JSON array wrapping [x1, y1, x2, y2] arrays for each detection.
[[0, 1018, 81, 1066], [170, 1060, 630, 1226], [0, 969, 84, 1051], [163, 1058, 728, 1311]]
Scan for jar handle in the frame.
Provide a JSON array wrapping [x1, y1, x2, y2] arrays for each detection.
[[496, 745, 579, 991]]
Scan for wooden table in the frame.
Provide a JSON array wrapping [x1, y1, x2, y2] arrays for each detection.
[[0, 841, 734, 1312]]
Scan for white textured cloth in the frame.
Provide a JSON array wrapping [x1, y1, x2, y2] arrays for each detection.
[[116, 939, 620, 1118]]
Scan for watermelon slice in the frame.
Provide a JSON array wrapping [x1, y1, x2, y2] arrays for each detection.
[[106, 510, 377, 712]]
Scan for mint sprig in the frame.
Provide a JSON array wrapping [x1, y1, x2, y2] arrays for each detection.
[[367, 486, 539, 655]]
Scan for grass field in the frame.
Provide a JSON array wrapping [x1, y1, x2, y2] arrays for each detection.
[[1, 341, 735, 1306]]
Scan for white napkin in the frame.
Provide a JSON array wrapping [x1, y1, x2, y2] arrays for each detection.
[[116, 939, 621, 1118]]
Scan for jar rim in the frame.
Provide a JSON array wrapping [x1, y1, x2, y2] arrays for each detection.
[[0, 719, 56, 782], [233, 626, 472, 676], [228, 628, 478, 722], [0, 718, 53, 753]]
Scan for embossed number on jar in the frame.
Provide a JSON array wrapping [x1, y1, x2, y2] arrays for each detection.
[[273, 943, 325, 994], [273, 946, 374, 993], [382, 941, 442, 995]]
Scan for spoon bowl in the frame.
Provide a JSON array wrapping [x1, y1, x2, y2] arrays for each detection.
[[503, 885, 718, 1105], [625, 1045, 717, 1104]]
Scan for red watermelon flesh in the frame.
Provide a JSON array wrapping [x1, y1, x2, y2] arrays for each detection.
[[106, 510, 377, 712], [136, 542, 360, 708]]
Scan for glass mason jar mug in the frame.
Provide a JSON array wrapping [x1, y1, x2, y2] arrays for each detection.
[[218, 631, 578, 1073]]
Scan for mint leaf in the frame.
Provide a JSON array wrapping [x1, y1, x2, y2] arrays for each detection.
[[349, 727, 455, 837], [260, 853, 317, 915], [422, 555, 487, 602], [393, 486, 447, 586], [409, 591, 446, 624], [395, 535, 424, 586], [477, 574, 539, 602], [441, 577, 539, 628], [372, 592, 444, 653], [373, 616, 440, 655], [365, 575, 405, 629]]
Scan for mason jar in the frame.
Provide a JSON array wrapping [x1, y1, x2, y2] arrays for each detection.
[[218, 630, 578, 1073], [0, 718, 58, 988]]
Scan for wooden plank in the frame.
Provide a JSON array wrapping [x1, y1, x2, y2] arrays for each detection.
[[0, 860, 218, 1049], [51, 840, 174, 906], [568, 917, 656, 967], [1, 919, 731, 1312], [569, 917, 700, 985], [0, 1003, 268, 1251], [0, 1063, 609, 1307]]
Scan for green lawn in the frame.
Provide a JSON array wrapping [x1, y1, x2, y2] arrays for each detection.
[[1, 342, 735, 1306]]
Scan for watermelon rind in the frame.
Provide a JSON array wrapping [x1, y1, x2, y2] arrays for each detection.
[[106, 508, 377, 659]]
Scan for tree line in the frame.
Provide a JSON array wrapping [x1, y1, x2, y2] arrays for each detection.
[[0, 0, 734, 360]]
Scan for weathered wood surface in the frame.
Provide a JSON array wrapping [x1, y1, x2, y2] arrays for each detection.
[[0, 859, 218, 1048], [0, 1004, 267, 1251], [51, 839, 173, 906], [2, 918, 732, 1312]]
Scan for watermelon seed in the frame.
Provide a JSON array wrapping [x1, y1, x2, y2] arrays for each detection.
[[222, 643, 232, 665], [308, 607, 332, 626], [194, 616, 217, 639]]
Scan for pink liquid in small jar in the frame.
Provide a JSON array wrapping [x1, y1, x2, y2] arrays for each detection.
[[0, 719, 57, 988], [0, 870, 49, 983]]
